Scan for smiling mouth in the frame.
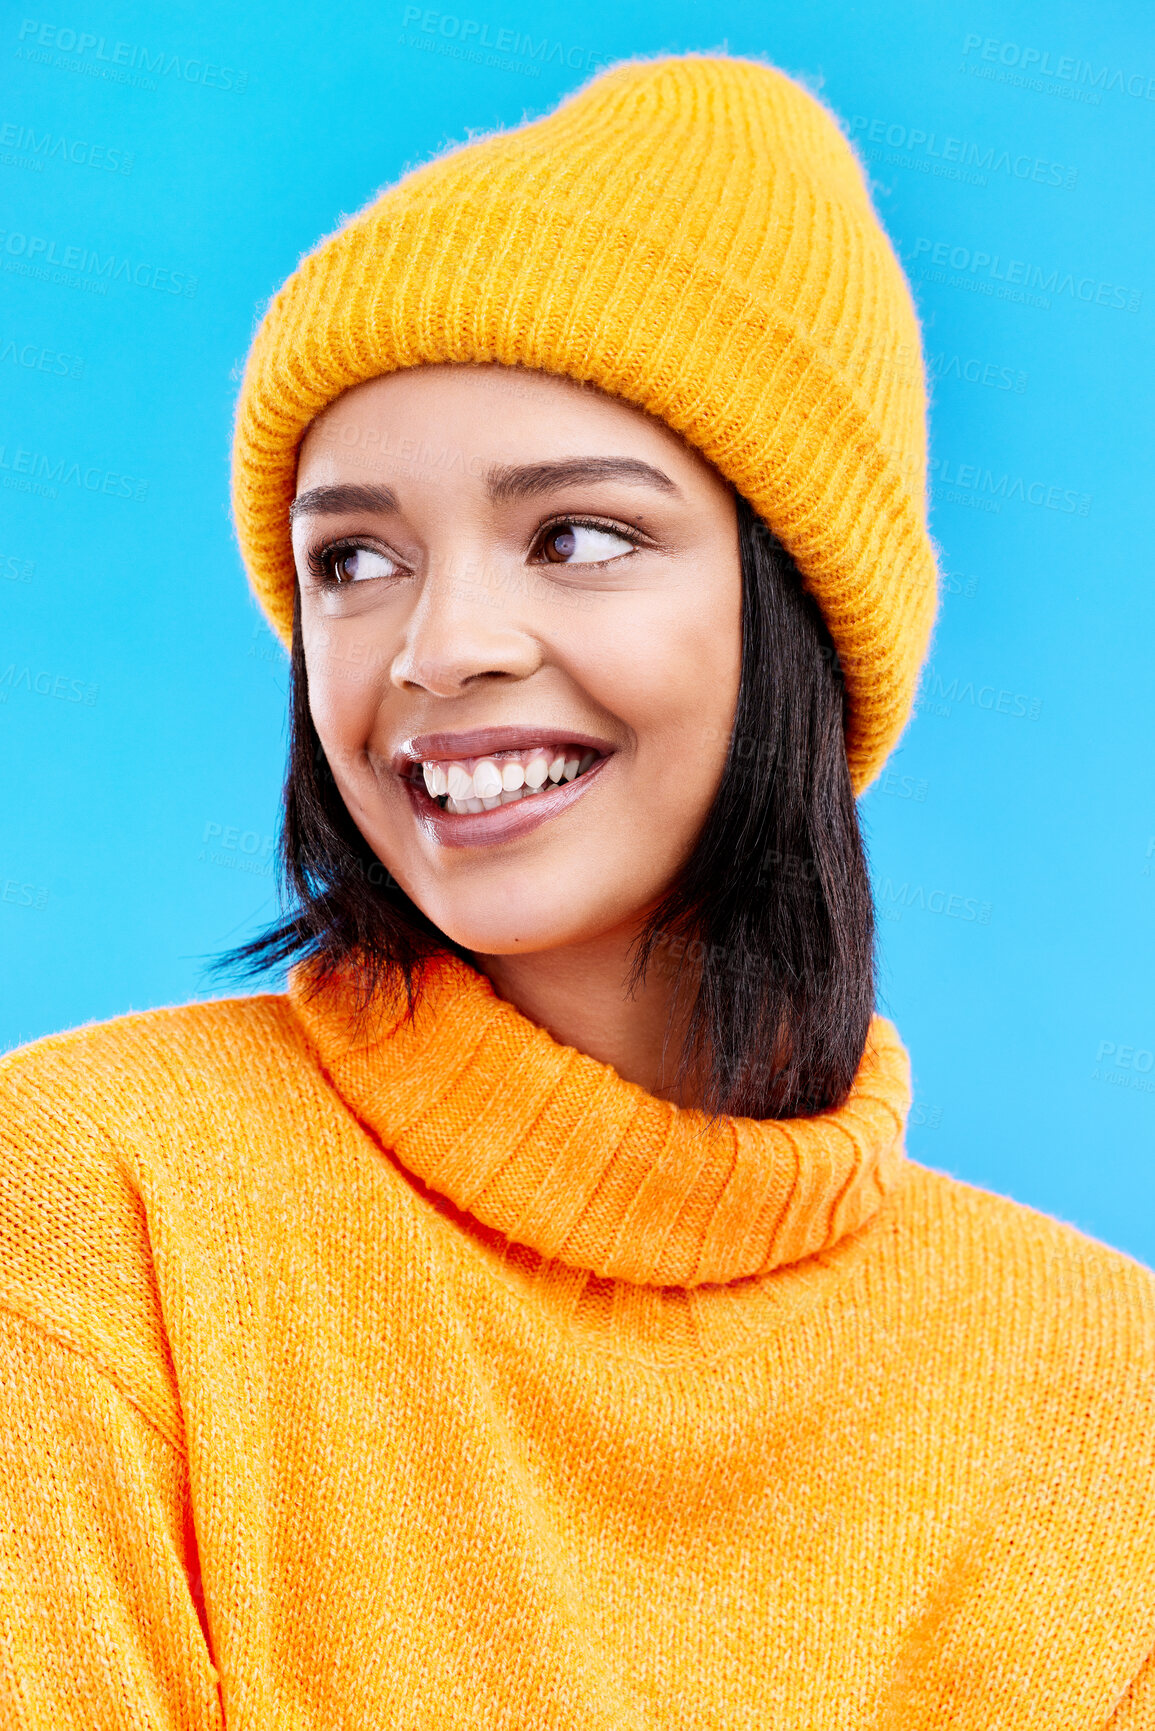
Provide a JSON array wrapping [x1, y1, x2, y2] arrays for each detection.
[[411, 744, 604, 814]]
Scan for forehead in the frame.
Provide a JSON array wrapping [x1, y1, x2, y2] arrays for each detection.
[[310, 362, 620, 429], [295, 363, 711, 491]]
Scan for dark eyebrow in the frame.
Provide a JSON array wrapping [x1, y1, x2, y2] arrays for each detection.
[[288, 460, 680, 523], [288, 483, 398, 522], [484, 457, 681, 502]]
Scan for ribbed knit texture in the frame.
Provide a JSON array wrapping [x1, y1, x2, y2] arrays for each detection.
[[231, 54, 939, 793], [2, 955, 1154, 1728]]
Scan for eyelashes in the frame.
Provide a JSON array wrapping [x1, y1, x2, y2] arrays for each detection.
[[306, 541, 398, 586], [305, 515, 650, 587], [534, 516, 641, 565]]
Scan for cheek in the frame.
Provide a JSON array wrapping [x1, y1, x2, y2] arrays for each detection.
[[303, 647, 398, 806], [573, 571, 742, 763], [303, 637, 386, 768]]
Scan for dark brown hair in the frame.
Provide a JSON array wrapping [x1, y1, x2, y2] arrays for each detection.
[[215, 493, 875, 1120]]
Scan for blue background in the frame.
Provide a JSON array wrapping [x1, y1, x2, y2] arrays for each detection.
[[2, 2, 1152, 1263]]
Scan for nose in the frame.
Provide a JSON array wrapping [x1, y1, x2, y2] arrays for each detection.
[[389, 553, 544, 697]]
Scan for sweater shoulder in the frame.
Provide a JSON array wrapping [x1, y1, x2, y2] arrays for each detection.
[[0, 989, 308, 1120], [894, 1158, 1155, 1356], [887, 1163, 1155, 1657], [0, 992, 314, 1445], [902, 1157, 1155, 1277]]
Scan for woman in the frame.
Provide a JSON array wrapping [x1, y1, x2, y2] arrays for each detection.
[[2, 54, 1152, 1731]]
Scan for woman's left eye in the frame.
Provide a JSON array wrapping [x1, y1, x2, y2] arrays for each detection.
[[538, 521, 636, 565], [327, 546, 400, 583]]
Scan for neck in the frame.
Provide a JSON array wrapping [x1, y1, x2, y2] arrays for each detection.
[[285, 946, 914, 1287], [471, 923, 701, 1107]]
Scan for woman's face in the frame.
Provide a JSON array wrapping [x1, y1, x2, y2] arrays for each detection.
[[292, 364, 742, 959]]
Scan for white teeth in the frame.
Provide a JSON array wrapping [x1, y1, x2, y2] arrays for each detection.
[[524, 753, 550, 789], [423, 743, 603, 813], [472, 759, 503, 800]]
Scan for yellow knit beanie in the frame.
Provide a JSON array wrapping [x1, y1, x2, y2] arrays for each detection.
[[232, 53, 937, 792]]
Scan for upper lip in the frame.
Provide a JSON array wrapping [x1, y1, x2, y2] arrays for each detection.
[[394, 726, 616, 773]]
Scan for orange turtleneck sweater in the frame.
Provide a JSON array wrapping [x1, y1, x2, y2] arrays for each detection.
[[1, 954, 1153, 1729]]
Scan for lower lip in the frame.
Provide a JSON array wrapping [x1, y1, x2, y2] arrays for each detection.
[[403, 755, 612, 850]]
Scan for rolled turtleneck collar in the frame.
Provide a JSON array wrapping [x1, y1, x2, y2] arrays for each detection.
[[286, 951, 912, 1289]]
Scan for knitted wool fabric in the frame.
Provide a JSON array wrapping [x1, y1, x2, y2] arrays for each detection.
[[2, 957, 1155, 1727], [231, 54, 938, 792]]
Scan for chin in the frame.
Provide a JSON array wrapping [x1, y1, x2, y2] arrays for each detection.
[[424, 910, 584, 958], [407, 885, 608, 959]]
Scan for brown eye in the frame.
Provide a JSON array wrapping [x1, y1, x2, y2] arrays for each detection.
[[542, 525, 577, 562], [330, 546, 399, 583], [539, 522, 635, 564]]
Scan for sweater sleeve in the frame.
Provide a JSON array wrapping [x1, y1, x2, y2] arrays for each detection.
[[0, 1030, 224, 1730], [0, 1306, 224, 1730], [1106, 1645, 1155, 1729]]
